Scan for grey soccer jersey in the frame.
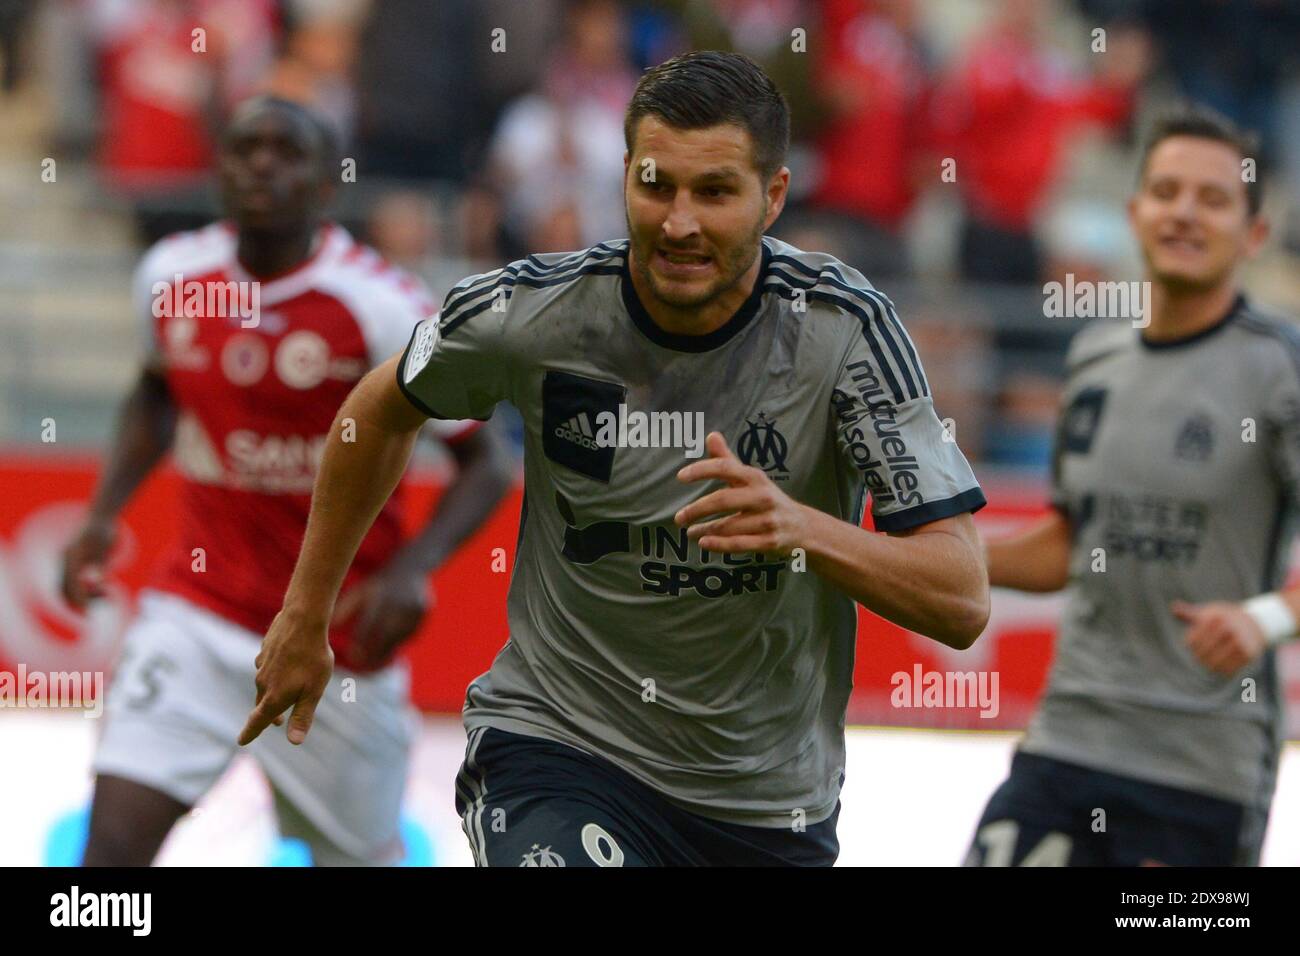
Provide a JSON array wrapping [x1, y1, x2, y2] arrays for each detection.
[[1023, 296, 1300, 810], [398, 237, 985, 826]]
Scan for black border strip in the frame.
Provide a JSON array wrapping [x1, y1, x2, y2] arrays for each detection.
[[872, 486, 988, 532], [620, 242, 771, 353]]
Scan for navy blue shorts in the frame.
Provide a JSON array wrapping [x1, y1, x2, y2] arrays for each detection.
[[965, 751, 1266, 866], [453, 727, 840, 867]]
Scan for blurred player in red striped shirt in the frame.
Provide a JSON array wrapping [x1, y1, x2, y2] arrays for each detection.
[[61, 97, 513, 866]]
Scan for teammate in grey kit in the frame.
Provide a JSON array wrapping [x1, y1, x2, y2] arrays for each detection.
[[968, 109, 1300, 867], [240, 51, 990, 866]]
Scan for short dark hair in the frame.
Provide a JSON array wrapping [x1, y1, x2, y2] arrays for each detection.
[[226, 95, 339, 182], [1138, 106, 1263, 216], [624, 50, 790, 181]]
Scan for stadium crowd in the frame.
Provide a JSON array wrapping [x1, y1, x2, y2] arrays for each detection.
[[2, 0, 1299, 466]]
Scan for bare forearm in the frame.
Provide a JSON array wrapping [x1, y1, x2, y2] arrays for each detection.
[[986, 510, 1072, 593], [86, 368, 176, 524], [281, 361, 424, 620], [800, 506, 989, 649]]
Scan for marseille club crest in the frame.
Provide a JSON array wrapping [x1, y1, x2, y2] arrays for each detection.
[[519, 844, 566, 867], [737, 412, 790, 479], [1174, 414, 1214, 462]]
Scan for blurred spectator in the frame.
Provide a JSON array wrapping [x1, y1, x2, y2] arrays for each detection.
[[262, 0, 369, 148], [1133, 0, 1300, 167], [804, 0, 934, 278], [907, 314, 997, 462], [32, 1, 99, 154], [1042, 198, 1136, 287], [366, 189, 439, 271], [470, 0, 566, 135], [487, 0, 636, 254], [1130, 0, 1300, 253], [0, 0, 34, 92], [456, 182, 508, 265], [364, 189, 479, 303], [660, 0, 819, 138], [986, 370, 1060, 468], [90, 0, 279, 244], [930, 0, 1149, 284], [355, 0, 560, 185], [624, 2, 690, 70]]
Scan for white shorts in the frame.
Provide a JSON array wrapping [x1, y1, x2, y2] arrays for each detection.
[[93, 590, 416, 865]]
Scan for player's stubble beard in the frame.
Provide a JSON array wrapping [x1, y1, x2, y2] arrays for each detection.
[[626, 203, 767, 313]]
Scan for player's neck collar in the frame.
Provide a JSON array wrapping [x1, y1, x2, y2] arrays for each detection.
[[229, 222, 336, 281], [620, 240, 771, 353], [1138, 292, 1247, 351]]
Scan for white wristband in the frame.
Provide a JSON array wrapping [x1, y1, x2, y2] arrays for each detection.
[[1242, 594, 1298, 647]]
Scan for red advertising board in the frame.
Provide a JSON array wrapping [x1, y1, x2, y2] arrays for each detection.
[[3, 451, 1294, 731]]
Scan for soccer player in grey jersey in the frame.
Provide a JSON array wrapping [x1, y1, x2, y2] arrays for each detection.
[[967, 109, 1300, 867], [240, 51, 990, 866]]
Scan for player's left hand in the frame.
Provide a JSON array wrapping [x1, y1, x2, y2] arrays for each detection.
[[675, 431, 807, 556], [1171, 599, 1268, 676], [334, 564, 432, 669]]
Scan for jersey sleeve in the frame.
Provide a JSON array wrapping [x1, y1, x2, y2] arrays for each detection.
[[357, 266, 440, 366], [131, 242, 170, 367], [397, 267, 515, 421], [1264, 348, 1300, 508], [1049, 322, 1117, 517], [831, 297, 986, 532]]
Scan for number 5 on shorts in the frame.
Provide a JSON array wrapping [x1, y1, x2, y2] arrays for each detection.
[[116, 651, 178, 713]]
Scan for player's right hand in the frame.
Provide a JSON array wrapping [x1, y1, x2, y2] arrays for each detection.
[[59, 519, 116, 610], [238, 608, 334, 747]]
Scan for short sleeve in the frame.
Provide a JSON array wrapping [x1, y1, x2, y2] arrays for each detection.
[[397, 268, 514, 421], [355, 268, 440, 366], [131, 244, 168, 366], [831, 303, 985, 532], [1049, 322, 1119, 519], [128, 226, 233, 371], [1265, 350, 1300, 507]]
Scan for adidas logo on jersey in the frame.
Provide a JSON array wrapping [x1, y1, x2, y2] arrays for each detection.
[[555, 405, 707, 458], [555, 413, 601, 451]]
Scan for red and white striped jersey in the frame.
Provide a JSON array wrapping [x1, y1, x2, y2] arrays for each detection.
[[134, 221, 476, 670]]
